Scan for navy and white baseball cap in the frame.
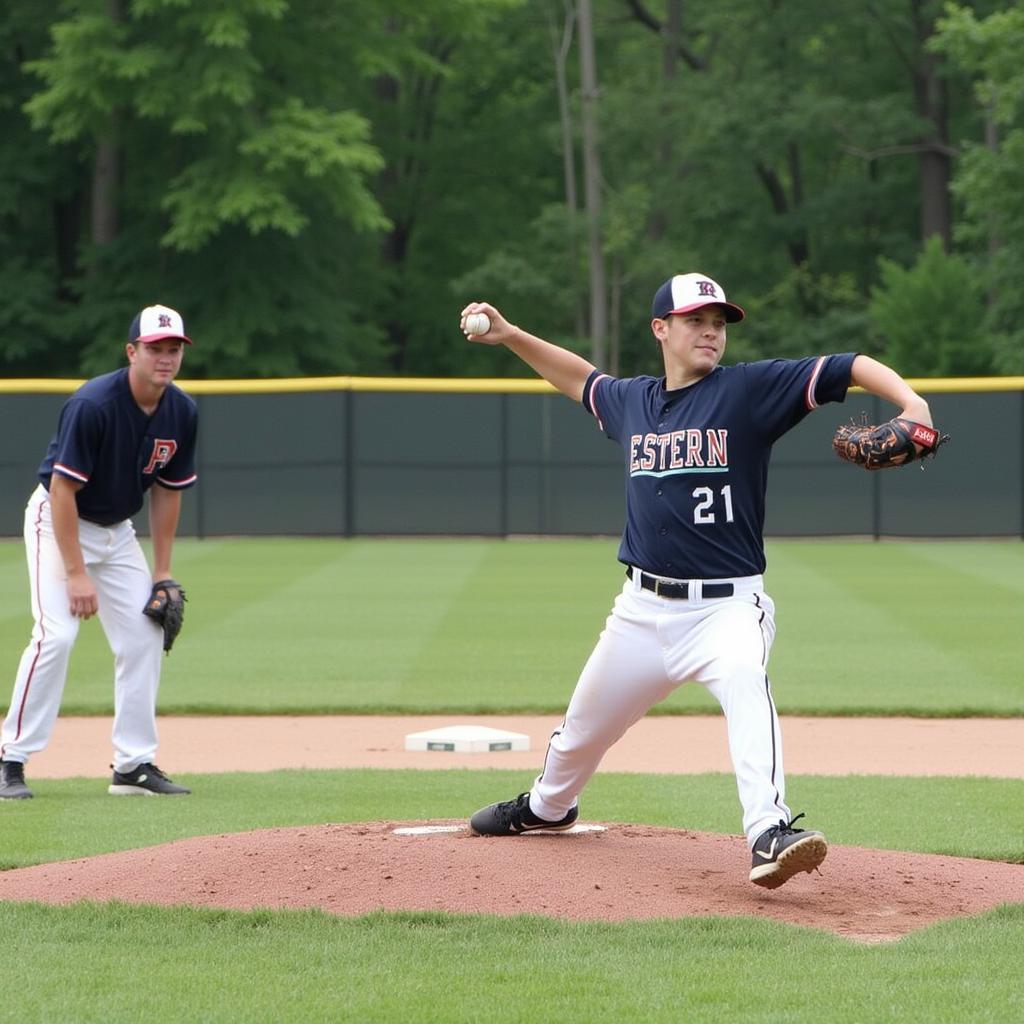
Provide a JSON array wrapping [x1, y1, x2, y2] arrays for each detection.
[[651, 273, 745, 323], [129, 304, 193, 345]]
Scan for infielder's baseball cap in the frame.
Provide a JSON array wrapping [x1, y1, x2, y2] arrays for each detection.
[[128, 304, 193, 345], [651, 273, 745, 323]]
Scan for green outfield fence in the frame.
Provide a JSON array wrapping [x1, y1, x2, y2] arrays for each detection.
[[1, 375, 1022, 539]]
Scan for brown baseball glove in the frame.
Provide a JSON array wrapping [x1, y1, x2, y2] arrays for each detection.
[[143, 579, 187, 654], [833, 414, 949, 470]]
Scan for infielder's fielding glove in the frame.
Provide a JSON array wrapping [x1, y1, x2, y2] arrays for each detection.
[[833, 414, 949, 470], [143, 579, 186, 654]]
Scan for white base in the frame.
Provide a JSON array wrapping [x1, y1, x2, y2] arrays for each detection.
[[393, 825, 463, 835], [404, 725, 530, 753], [523, 824, 605, 835]]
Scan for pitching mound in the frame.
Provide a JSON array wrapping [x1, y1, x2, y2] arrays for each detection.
[[0, 822, 1020, 943]]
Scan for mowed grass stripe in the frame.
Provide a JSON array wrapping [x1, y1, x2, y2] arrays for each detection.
[[0, 537, 1020, 715], [901, 540, 1024, 596], [403, 538, 619, 702], [183, 539, 494, 702], [767, 541, 1024, 714], [2, 901, 1022, 1024]]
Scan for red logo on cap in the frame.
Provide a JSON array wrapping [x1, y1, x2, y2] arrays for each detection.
[[697, 281, 718, 297], [158, 314, 173, 328]]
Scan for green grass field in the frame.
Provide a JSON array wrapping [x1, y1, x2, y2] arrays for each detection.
[[0, 537, 1021, 716], [1, 770, 1022, 1023], [3, 901, 1019, 1024], [0, 537, 1021, 1023]]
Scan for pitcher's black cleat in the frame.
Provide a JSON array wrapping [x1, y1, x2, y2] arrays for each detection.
[[470, 792, 579, 835], [749, 813, 827, 889]]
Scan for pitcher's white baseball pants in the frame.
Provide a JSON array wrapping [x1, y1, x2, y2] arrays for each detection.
[[1, 486, 164, 773], [530, 571, 792, 846]]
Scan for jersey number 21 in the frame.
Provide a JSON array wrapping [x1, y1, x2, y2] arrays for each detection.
[[693, 485, 734, 524]]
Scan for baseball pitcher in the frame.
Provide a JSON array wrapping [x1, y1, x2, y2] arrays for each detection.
[[461, 273, 945, 888]]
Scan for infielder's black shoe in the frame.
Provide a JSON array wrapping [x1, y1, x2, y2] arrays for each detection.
[[108, 763, 191, 796], [749, 813, 827, 889], [0, 759, 33, 800], [470, 792, 579, 835]]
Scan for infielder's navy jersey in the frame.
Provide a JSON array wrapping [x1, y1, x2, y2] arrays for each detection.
[[583, 354, 857, 578], [39, 368, 198, 526]]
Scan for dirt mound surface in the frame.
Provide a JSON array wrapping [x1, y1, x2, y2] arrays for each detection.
[[1, 822, 1020, 943]]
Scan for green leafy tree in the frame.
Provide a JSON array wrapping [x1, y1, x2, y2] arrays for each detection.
[[351, 0, 542, 375], [1, 0, 1015, 379], [472, 0, 985, 375], [933, 2, 1024, 374], [869, 235, 991, 376], [0, 0, 84, 374], [592, 1, 997, 369], [15, 0, 402, 376]]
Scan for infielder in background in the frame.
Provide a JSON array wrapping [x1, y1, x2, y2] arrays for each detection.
[[461, 273, 937, 888], [0, 305, 198, 800]]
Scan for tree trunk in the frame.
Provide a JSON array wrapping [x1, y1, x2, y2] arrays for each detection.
[[754, 161, 810, 270], [548, 1, 585, 340], [90, 0, 125, 255], [649, 0, 683, 242], [577, 0, 606, 368], [609, 253, 621, 376], [91, 133, 120, 247], [381, 215, 412, 370], [984, 104, 1001, 257], [911, 0, 951, 247], [373, 31, 455, 373], [54, 192, 84, 301], [983, 103, 1000, 314]]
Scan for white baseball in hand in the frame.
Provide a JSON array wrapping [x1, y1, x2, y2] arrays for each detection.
[[464, 312, 491, 336]]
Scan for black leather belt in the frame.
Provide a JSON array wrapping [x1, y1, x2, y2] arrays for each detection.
[[627, 566, 734, 599]]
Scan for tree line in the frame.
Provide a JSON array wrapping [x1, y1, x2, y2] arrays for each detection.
[[0, 0, 1020, 380]]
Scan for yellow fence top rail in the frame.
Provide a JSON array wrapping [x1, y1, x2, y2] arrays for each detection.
[[1, 375, 1023, 395]]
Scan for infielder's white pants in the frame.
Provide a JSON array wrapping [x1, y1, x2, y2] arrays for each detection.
[[530, 572, 791, 846], [1, 486, 164, 772]]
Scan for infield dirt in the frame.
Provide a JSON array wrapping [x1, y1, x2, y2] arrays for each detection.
[[27, 713, 1024, 779], [4, 714, 1022, 943]]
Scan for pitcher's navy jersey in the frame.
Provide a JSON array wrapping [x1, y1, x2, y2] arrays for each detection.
[[582, 354, 857, 578], [38, 368, 198, 526]]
